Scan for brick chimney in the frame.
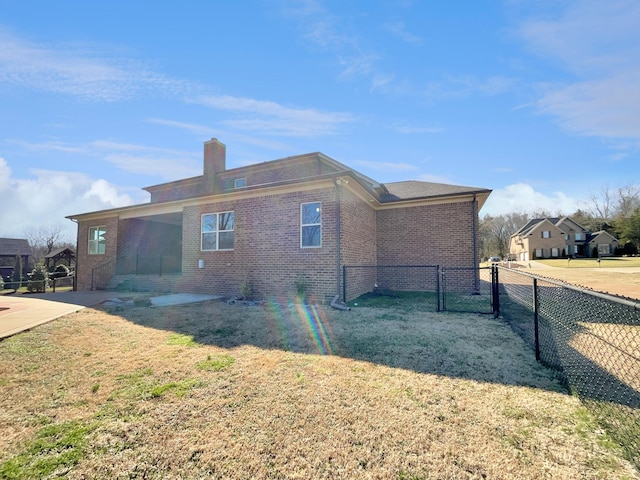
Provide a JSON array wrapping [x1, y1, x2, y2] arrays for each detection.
[[203, 138, 226, 193]]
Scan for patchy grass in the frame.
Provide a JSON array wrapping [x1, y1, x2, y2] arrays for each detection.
[[0, 299, 638, 479]]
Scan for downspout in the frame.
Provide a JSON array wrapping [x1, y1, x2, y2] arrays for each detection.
[[335, 178, 342, 298], [472, 194, 480, 293], [332, 178, 351, 311]]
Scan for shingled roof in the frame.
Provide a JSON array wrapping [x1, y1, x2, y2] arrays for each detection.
[[0, 238, 31, 256], [380, 180, 491, 203]]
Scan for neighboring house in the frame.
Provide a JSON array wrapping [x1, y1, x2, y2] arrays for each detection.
[[588, 231, 620, 257], [0, 238, 31, 281], [67, 138, 492, 302], [509, 216, 619, 261]]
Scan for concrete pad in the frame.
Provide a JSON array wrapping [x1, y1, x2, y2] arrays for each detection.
[[0, 295, 87, 339], [150, 293, 221, 307], [0, 291, 221, 339]]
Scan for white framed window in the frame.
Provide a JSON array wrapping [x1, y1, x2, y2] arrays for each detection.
[[88, 226, 106, 255], [234, 178, 246, 188], [575, 233, 583, 241], [301, 202, 321, 248], [598, 244, 610, 255], [541, 230, 551, 238], [201, 211, 234, 251], [535, 248, 543, 258], [551, 248, 559, 257]]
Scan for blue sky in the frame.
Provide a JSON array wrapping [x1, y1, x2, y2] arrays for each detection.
[[1, 0, 639, 242]]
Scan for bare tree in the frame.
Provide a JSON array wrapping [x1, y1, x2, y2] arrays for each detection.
[[615, 184, 640, 218], [480, 212, 530, 260], [24, 224, 64, 264], [588, 184, 614, 220]]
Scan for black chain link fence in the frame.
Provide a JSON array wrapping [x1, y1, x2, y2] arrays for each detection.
[[498, 267, 640, 470], [342, 265, 494, 314]]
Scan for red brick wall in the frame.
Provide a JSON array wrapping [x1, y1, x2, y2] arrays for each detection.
[[377, 201, 476, 266], [75, 216, 119, 290], [338, 187, 377, 300], [218, 157, 339, 191], [376, 200, 478, 292], [179, 185, 339, 302]]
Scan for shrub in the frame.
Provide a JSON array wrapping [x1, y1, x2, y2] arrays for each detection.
[[295, 275, 308, 300], [27, 264, 48, 293], [240, 277, 252, 300]]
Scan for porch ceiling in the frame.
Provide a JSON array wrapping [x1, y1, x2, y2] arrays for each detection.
[[134, 212, 182, 225]]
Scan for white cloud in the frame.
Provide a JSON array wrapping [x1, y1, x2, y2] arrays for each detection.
[[0, 28, 193, 102], [480, 183, 580, 216], [197, 94, 354, 137], [0, 157, 142, 243], [518, 1, 640, 143], [537, 73, 640, 141], [392, 122, 444, 134], [92, 141, 202, 180], [279, 2, 389, 84], [421, 75, 517, 102], [383, 20, 422, 45]]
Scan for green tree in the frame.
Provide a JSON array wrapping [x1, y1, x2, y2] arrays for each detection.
[[12, 255, 23, 286], [616, 208, 640, 252]]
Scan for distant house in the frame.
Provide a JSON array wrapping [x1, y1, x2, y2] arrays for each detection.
[[509, 217, 619, 261], [0, 238, 31, 281], [67, 138, 492, 302]]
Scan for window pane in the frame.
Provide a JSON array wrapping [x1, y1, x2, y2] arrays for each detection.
[[302, 225, 321, 247], [89, 226, 106, 255], [302, 203, 321, 225], [219, 231, 234, 250], [219, 212, 234, 231], [202, 232, 217, 250], [202, 214, 217, 233]]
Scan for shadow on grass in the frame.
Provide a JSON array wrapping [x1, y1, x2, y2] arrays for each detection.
[[97, 292, 566, 394]]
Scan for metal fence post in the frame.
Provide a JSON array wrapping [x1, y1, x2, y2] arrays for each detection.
[[434, 265, 439, 312], [493, 265, 500, 318], [533, 277, 540, 361]]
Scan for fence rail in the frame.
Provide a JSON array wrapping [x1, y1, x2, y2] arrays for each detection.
[[497, 267, 640, 470]]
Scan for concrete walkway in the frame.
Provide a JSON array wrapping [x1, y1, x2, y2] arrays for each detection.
[[0, 291, 119, 339], [0, 291, 220, 339]]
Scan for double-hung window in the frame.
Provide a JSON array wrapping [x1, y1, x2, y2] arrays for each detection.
[[88, 226, 106, 255], [541, 230, 551, 238], [201, 211, 234, 251], [301, 202, 321, 248]]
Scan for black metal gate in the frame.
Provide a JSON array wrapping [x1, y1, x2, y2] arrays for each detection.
[[342, 265, 498, 315], [440, 266, 495, 314]]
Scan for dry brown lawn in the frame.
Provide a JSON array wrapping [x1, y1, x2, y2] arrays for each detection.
[[1, 298, 638, 479], [502, 259, 640, 300]]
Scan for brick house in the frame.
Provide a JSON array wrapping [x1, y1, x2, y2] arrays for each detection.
[[509, 216, 619, 261], [67, 139, 491, 302]]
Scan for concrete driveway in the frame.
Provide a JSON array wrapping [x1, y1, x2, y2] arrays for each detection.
[[0, 291, 118, 339], [0, 291, 219, 339]]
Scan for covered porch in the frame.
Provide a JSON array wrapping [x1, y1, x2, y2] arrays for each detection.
[[115, 211, 183, 276]]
